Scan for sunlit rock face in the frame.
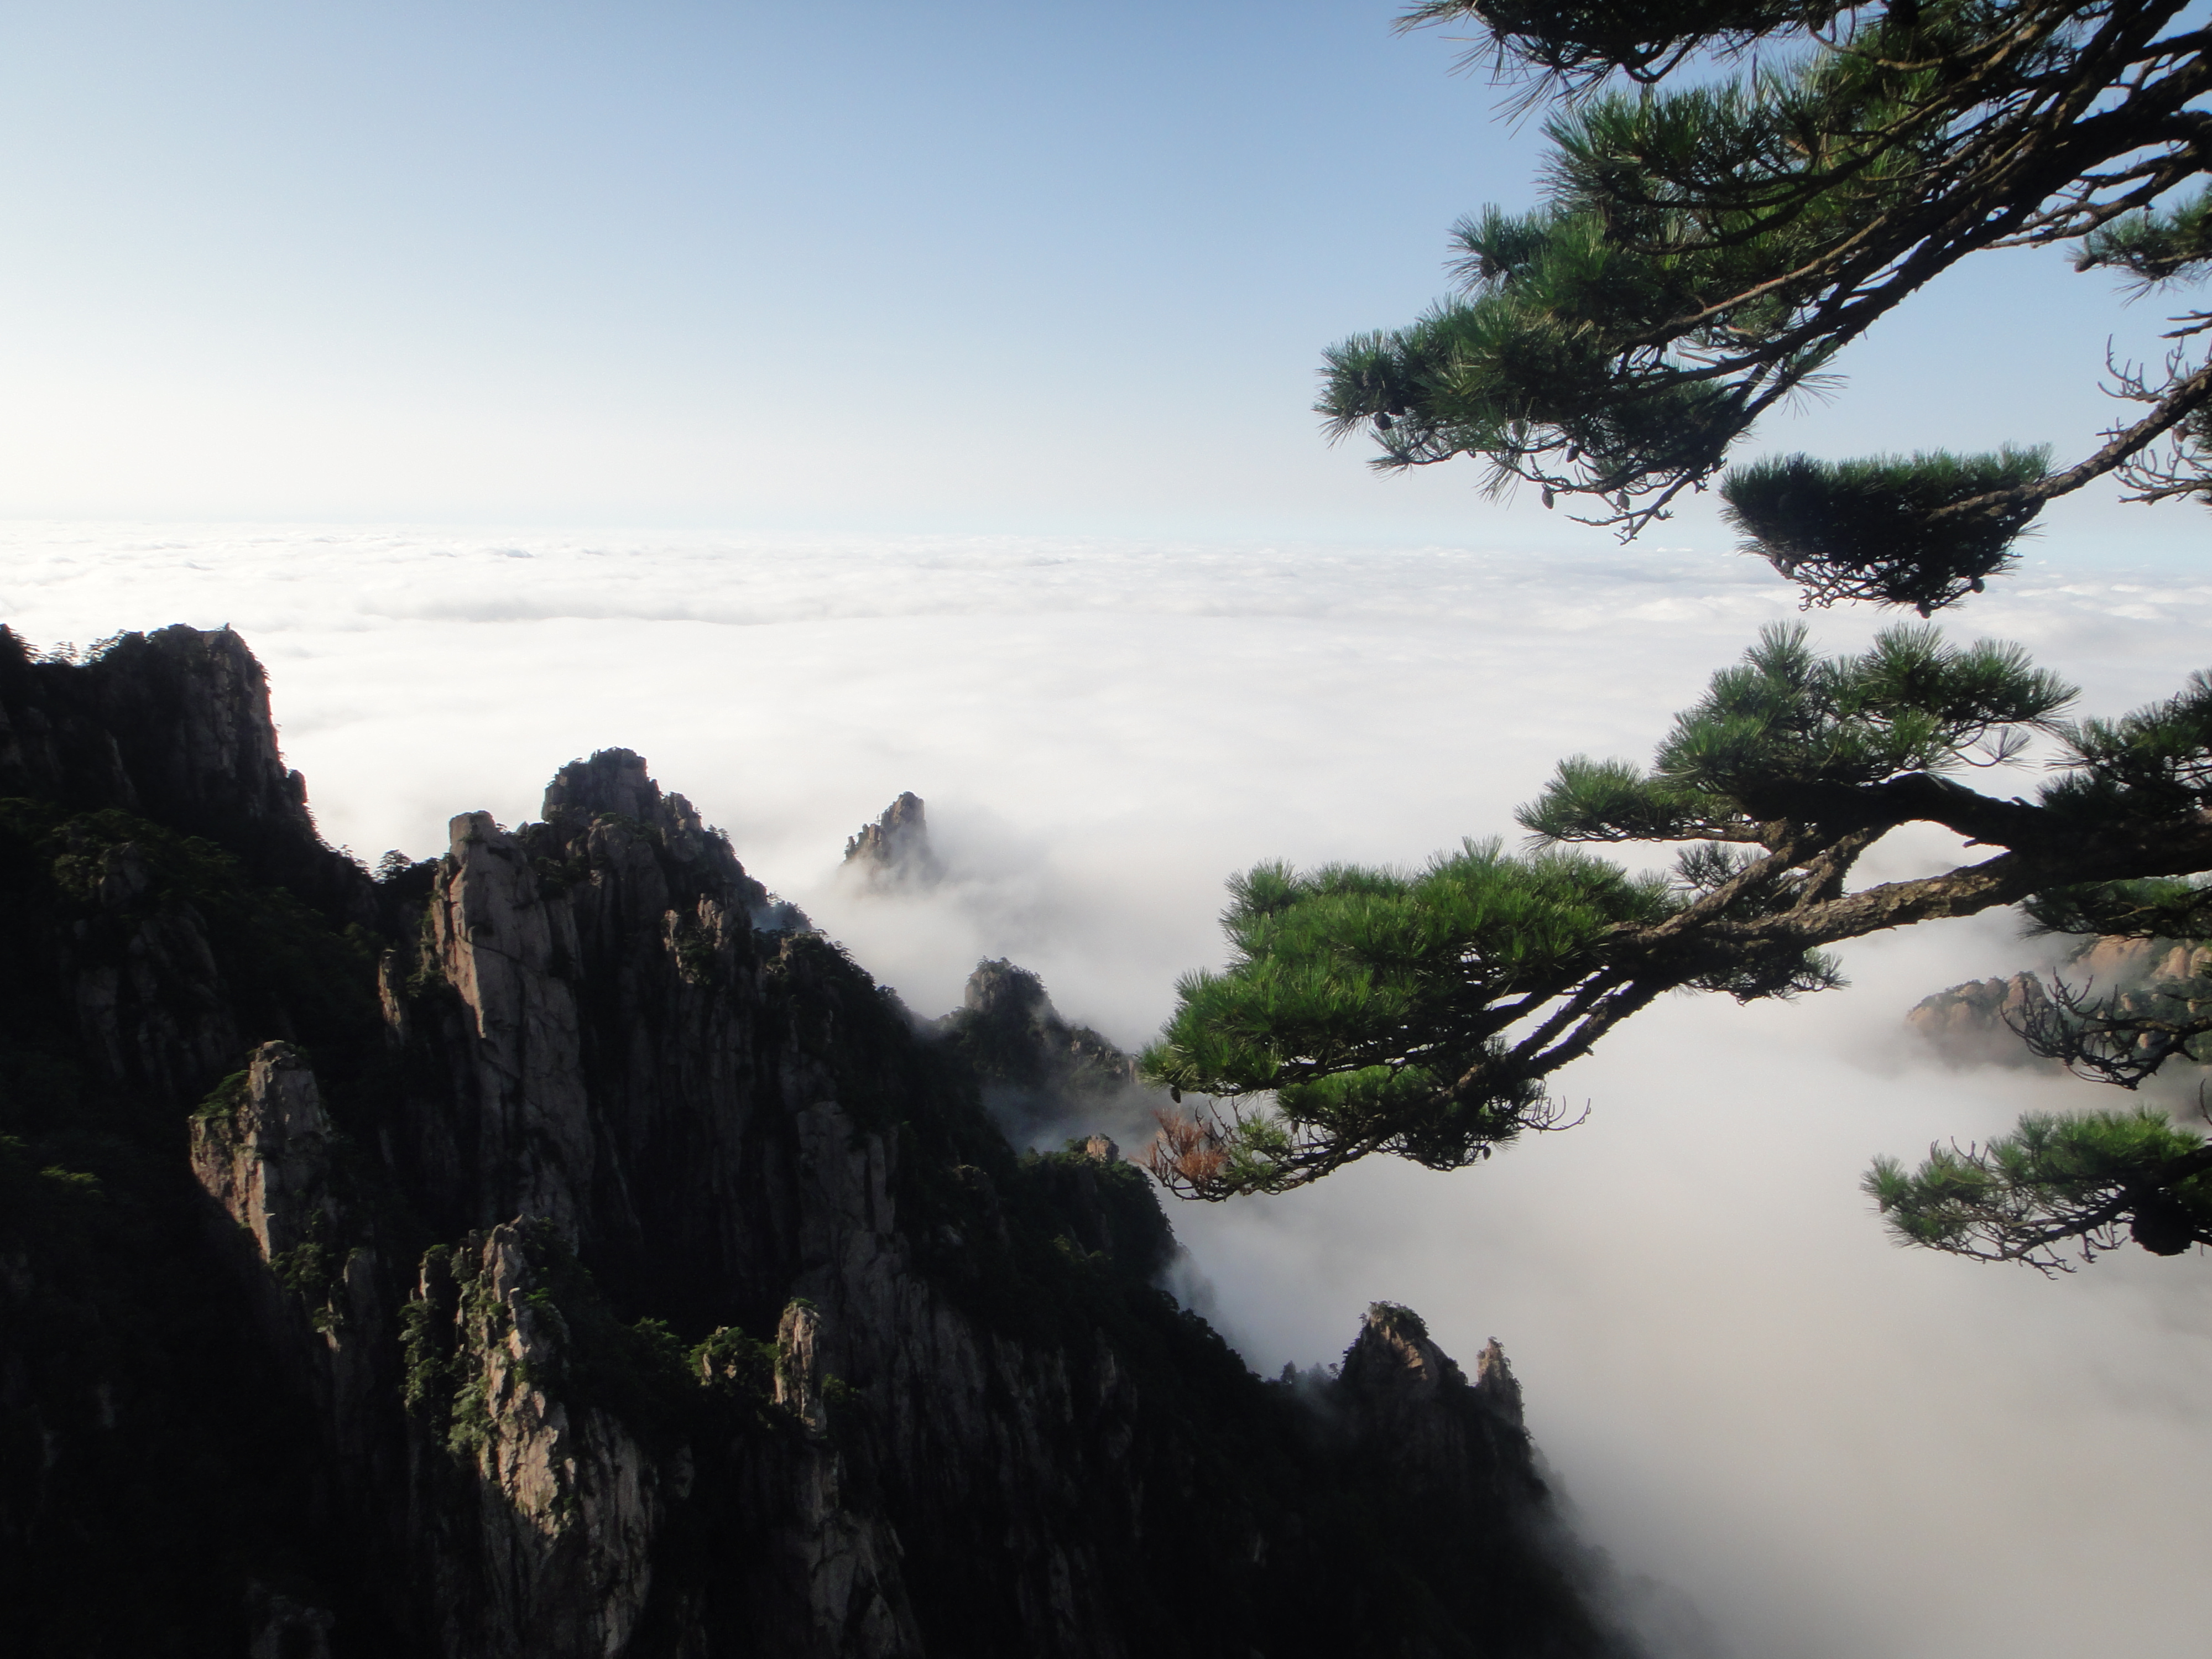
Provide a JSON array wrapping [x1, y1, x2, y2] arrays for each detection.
[[1907, 938, 2212, 1072], [1, 625, 1637, 1659], [1906, 974, 2057, 1068], [190, 1042, 340, 1270]]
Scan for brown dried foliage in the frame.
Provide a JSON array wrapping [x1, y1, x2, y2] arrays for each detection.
[[1146, 1109, 1228, 1190]]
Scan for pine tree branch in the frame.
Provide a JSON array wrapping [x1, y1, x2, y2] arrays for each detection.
[[2007, 967, 2212, 1086], [1873, 1137, 2212, 1267], [1516, 977, 1671, 1077], [1749, 773, 2053, 846], [1645, 818, 2212, 975], [1500, 968, 1630, 1071], [1344, 0, 2212, 561]]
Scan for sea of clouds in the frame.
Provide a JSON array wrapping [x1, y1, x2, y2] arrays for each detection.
[[9, 520, 2212, 1658]]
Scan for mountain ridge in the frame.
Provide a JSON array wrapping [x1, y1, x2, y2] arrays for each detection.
[[0, 623, 1640, 1658]]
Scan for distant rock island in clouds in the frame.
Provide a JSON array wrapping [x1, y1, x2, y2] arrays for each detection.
[[842, 790, 941, 886], [1908, 936, 2212, 1074]]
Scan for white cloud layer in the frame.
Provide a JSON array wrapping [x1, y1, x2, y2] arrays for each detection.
[[9, 521, 2212, 1657]]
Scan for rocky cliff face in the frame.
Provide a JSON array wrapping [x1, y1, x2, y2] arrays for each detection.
[[842, 792, 938, 887], [1907, 938, 2212, 1071], [0, 626, 1636, 1658], [0, 623, 377, 920], [1906, 973, 2057, 1068]]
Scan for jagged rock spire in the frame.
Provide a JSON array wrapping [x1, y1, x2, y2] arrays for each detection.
[[1474, 1335, 1525, 1429], [1337, 1302, 1537, 1508], [843, 791, 939, 884], [1340, 1301, 1468, 1405], [1339, 1303, 1522, 1428]]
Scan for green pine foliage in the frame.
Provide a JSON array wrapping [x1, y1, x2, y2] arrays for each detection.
[[1156, 1, 2212, 1246], [1866, 1108, 2212, 1266], [2021, 875, 2212, 942], [1524, 622, 2075, 836], [1145, 627, 2212, 1203], [1144, 844, 1675, 1191], [1721, 448, 2052, 615], [1399, 0, 1846, 85], [2039, 669, 2212, 825], [1321, 0, 2212, 608], [2076, 185, 2212, 287], [1300, 0, 2212, 1260]]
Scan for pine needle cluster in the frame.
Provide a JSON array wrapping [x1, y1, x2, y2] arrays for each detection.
[[1866, 1108, 2212, 1267], [1322, 0, 2212, 608], [1144, 628, 2212, 1206]]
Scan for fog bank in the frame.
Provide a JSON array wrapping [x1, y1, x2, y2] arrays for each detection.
[[9, 521, 2212, 1657]]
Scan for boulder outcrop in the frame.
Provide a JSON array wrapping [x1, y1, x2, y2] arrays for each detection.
[[1906, 973, 2057, 1068]]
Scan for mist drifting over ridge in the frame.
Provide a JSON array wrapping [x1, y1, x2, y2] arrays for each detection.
[[9, 521, 2212, 1657]]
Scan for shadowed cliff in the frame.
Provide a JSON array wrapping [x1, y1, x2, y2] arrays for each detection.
[[0, 624, 1640, 1658]]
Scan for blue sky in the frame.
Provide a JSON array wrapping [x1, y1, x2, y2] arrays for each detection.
[[0, 0, 2197, 555]]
